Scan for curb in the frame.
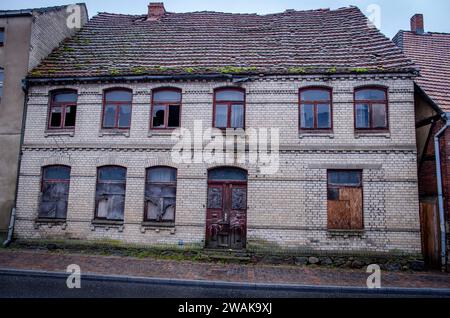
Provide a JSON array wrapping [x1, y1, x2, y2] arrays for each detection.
[[0, 268, 449, 296]]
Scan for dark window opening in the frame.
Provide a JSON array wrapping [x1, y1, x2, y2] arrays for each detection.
[[208, 167, 248, 181], [145, 167, 177, 222], [355, 88, 388, 130], [48, 90, 77, 129], [151, 89, 181, 129], [327, 170, 363, 230], [0, 28, 4, 46], [214, 88, 245, 129], [39, 166, 71, 220], [102, 89, 132, 129], [95, 166, 127, 221], [299, 88, 332, 130]]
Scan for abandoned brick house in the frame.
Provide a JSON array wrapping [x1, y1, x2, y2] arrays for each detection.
[[13, 3, 423, 254], [393, 14, 450, 270]]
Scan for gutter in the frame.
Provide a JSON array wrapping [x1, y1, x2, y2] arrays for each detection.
[[434, 112, 450, 270], [3, 80, 29, 247]]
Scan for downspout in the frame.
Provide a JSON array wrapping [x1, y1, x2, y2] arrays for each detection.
[[434, 113, 449, 270], [3, 79, 29, 247]]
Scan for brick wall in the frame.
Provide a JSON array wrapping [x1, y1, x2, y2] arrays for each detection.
[[14, 74, 422, 254]]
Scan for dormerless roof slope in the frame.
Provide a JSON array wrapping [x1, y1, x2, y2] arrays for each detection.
[[394, 30, 450, 111], [29, 6, 417, 78]]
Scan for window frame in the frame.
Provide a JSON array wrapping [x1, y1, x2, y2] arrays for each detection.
[[47, 89, 78, 130], [101, 88, 133, 130], [354, 86, 389, 131], [299, 86, 333, 131], [39, 165, 71, 220], [94, 165, 127, 221], [0, 27, 4, 46], [144, 166, 177, 223], [327, 169, 364, 231], [150, 87, 182, 130], [213, 87, 246, 130]]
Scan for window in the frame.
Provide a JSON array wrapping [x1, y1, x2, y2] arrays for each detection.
[[0, 28, 4, 46], [48, 90, 78, 129], [299, 88, 332, 130], [0, 69, 3, 99], [95, 166, 127, 221], [213, 88, 245, 129], [102, 89, 132, 129], [354, 87, 388, 130], [151, 88, 181, 129], [144, 167, 177, 223], [327, 170, 363, 230], [39, 166, 71, 219]]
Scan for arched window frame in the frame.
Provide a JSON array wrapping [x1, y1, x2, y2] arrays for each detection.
[[150, 87, 182, 130], [39, 165, 71, 220], [213, 87, 246, 129], [299, 86, 333, 131], [101, 88, 133, 130], [354, 86, 389, 131], [47, 89, 78, 130]]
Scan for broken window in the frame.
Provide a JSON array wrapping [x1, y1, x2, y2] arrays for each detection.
[[214, 88, 245, 129], [102, 89, 132, 129], [39, 165, 71, 219], [327, 170, 363, 230], [95, 166, 127, 221], [48, 90, 77, 129], [299, 88, 332, 130], [144, 167, 177, 223], [355, 87, 388, 130], [151, 88, 181, 129], [0, 28, 4, 46]]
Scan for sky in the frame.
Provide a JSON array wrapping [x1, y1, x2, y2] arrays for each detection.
[[1, 0, 450, 38]]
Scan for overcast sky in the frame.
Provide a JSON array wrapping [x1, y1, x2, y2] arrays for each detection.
[[2, 0, 449, 38]]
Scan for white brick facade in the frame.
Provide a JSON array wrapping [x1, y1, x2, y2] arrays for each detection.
[[14, 74, 422, 254]]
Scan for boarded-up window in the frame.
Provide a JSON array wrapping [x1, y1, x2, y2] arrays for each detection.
[[327, 170, 363, 230], [95, 166, 126, 221], [145, 167, 177, 222], [39, 166, 71, 219]]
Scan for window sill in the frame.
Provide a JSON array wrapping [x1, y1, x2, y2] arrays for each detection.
[[34, 218, 67, 230], [91, 219, 124, 232], [140, 221, 176, 234], [355, 131, 390, 139], [98, 130, 130, 137], [45, 130, 75, 137], [299, 131, 334, 139], [327, 229, 365, 237], [148, 130, 176, 137]]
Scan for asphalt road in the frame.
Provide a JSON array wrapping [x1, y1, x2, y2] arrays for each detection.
[[0, 271, 449, 298]]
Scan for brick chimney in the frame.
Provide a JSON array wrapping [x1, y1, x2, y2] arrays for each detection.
[[410, 14, 424, 34], [148, 2, 165, 21]]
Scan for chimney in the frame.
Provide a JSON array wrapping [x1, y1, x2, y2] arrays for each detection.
[[410, 14, 424, 34], [148, 2, 165, 21]]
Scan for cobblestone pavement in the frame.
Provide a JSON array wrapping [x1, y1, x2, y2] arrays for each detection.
[[0, 249, 449, 289]]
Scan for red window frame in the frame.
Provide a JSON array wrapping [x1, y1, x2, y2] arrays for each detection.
[[40, 165, 71, 220], [47, 89, 78, 130], [150, 87, 182, 130], [101, 88, 133, 130], [0, 28, 4, 46], [299, 87, 333, 131], [213, 87, 246, 129], [354, 86, 389, 131]]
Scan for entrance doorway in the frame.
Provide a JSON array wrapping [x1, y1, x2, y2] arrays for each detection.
[[205, 167, 247, 249]]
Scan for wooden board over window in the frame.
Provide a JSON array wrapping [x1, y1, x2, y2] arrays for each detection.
[[327, 170, 363, 230]]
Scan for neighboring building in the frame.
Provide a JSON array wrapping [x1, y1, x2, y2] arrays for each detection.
[[14, 3, 422, 255], [394, 14, 450, 270], [0, 4, 88, 239]]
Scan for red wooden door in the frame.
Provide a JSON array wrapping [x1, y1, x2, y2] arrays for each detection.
[[206, 169, 247, 249]]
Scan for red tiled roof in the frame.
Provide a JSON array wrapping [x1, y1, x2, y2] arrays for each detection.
[[30, 6, 417, 78], [394, 31, 450, 111]]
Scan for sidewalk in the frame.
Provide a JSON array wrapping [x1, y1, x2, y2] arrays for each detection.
[[0, 249, 449, 289]]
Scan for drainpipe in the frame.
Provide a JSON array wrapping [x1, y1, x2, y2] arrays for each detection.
[[3, 80, 29, 247], [434, 113, 449, 270]]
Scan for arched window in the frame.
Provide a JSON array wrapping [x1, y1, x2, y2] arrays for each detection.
[[95, 166, 127, 221], [299, 87, 332, 130], [151, 88, 181, 129], [354, 87, 388, 130], [145, 167, 177, 223], [39, 165, 71, 219], [102, 89, 132, 129], [48, 90, 78, 129], [213, 88, 245, 129]]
